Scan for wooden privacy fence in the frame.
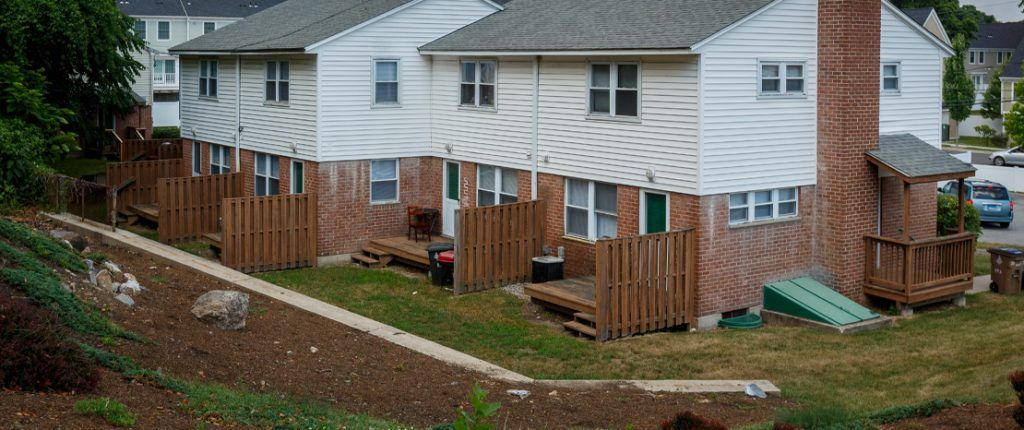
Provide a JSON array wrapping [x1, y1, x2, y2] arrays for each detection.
[[454, 200, 546, 294], [106, 159, 183, 213], [221, 193, 318, 273], [119, 138, 183, 161], [157, 173, 244, 243], [594, 228, 696, 341]]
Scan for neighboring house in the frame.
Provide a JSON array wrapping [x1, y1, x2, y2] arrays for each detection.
[[171, 0, 962, 328], [903, 7, 951, 45], [964, 22, 1024, 137], [115, 0, 286, 128]]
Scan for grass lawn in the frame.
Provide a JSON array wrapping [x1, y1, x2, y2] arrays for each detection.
[[975, 242, 1024, 276], [50, 157, 108, 179], [946, 136, 1008, 150], [259, 265, 1024, 415]]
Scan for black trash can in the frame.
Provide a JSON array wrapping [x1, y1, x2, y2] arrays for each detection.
[[434, 250, 455, 286], [531, 256, 564, 283], [426, 243, 455, 285]]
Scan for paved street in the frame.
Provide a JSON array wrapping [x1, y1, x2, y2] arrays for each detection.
[[979, 192, 1024, 245], [942, 147, 994, 165]]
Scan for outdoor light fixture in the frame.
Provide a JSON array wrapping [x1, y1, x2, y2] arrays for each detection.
[[445, 143, 454, 154], [645, 167, 656, 182]]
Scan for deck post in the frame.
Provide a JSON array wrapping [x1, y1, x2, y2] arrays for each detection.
[[453, 208, 463, 294], [957, 178, 965, 233], [902, 181, 911, 240]]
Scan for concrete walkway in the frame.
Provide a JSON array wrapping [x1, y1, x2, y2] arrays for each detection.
[[46, 213, 779, 394]]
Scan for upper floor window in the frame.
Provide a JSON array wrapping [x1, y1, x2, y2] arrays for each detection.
[[134, 20, 146, 40], [565, 179, 617, 240], [729, 187, 797, 225], [199, 60, 218, 97], [210, 144, 231, 175], [265, 61, 289, 103], [460, 60, 496, 108], [969, 50, 985, 64], [254, 153, 280, 196], [589, 63, 639, 117], [370, 159, 399, 203], [881, 62, 900, 93], [203, 22, 216, 34], [157, 21, 170, 40], [153, 59, 176, 85], [759, 61, 805, 96], [373, 59, 399, 106], [477, 165, 517, 206]]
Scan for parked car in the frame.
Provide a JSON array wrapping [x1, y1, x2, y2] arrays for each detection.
[[989, 146, 1024, 166], [941, 180, 1013, 228]]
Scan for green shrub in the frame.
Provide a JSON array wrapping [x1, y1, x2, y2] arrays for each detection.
[[0, 218, 85, 272], [74, 398, 137, 427], [659, 411, 727, 430], [937, 193, 981, 237], [774, 405, 866, 430], [0, 292, 98, 392], [151, 126, 180, 139], [453, 383, 500, 430]]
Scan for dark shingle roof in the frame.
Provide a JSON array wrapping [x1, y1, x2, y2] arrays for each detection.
[[1000, 36, 1024, 78], [419, 0, 775, 53], [868, 134, 975, 180], [116, 0, 287, 18], [902, 8, 932, 26], [170, 0, 416, 52], [971, 22, 1024, 49]]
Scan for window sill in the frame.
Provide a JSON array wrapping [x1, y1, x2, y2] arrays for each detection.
[[756, 94, 808, 101], [370, 200, 401, 206], [458, 105, 497, 113], [728, 216, 801, 230], [264, 101, 290, 108], [585, 114, 641, 124], [561, 235, 597, 245], [881, 91, 901, 96], [370, 104, 402, 110], [198, 96, 219, 102]]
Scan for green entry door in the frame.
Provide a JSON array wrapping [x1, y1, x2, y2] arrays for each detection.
[[643, 192, 667, 234]]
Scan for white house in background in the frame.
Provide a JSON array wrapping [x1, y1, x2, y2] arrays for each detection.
[[116, 0, 286, 127], [171, 0, 957, 327]]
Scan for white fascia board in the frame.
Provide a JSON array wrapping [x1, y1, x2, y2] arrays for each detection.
[[171, 50, 307, 56], [418, 49, 693, 57]]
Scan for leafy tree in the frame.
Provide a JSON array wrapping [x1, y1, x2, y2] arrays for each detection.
[[892, 0, 995, 41], [1003, 81, 1024, 146], [944, 34, 975, 124], [0, 0, 144, 135], [981, 62, 1006, 120]]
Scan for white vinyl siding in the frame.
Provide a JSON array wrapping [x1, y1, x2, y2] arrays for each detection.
[[878, 3, 943, 146], [565, 179, 617, 241], [370, 159, 399, 203], [313, 0, 499, 161], [241, 55, 317, 159], [696, 0, 818, 195], [181, 56, 236, 148]]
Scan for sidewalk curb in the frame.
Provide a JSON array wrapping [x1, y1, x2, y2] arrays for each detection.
[[45, 213, 780, 394]]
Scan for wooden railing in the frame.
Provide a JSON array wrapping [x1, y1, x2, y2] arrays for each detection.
[[105, 159, 183, 213], [864, 233, 975, 304], [594, 228, 696, 341], [454, 200, 546, 294], [221, 193, 318, 273], [119, 138, 183, 162], [157, 173, 243, 243]]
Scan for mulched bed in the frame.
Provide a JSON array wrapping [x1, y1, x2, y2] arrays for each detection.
[[879, 403, 1019, 430], [16, 216, 789, 429]]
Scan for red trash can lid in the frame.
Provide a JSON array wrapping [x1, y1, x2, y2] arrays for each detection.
[[437, 250, 455, 263]]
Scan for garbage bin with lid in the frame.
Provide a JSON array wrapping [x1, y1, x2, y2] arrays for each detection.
[[426, 243, 455, 286], [532, 256, 564, 283], [434, 250, 455, 286], [988, 247, 1024, 295]]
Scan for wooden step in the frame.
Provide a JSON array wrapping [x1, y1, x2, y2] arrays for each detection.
[[573, 312, 596, 324], [361, 246, 393, 266], [563, 321, 596, 338], [352, 253, 382, 269]]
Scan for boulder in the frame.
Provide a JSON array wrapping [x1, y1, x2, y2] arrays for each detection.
[[191, 290, 249, 330], [114, 293, 135, 307], [95, 269, 114, 291], [102, 261, 122, 274], [49, 230, 86, 251], [118, 273, 143, 295]]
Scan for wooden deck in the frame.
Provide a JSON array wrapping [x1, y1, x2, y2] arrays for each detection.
[[525, 277, 598, 337], [366, 236, 452, 269], [125, 203, 160, 224]]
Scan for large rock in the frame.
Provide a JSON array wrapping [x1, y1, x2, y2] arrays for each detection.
[[95, 269, 113, 291], [191, 290, 249, 330], [49, 230, 86, 251]]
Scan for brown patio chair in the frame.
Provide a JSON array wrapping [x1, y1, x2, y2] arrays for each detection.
[[408, 206, 432, 242]]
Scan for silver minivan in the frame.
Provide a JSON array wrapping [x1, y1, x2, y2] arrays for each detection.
[[990, 146, 1024, 166]]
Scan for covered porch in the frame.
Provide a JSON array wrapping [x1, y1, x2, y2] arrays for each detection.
[[864, 134, 977, 307]]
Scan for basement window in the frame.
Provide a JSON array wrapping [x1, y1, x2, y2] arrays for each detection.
[[729, 187, 798, 225], [370, 159, 399, 203], [210, 144, 231, 174], [565, 179, 617, 240], [758, 61, 805, 97], [255, 153, 280, 196], [477, 165, 517, 206]]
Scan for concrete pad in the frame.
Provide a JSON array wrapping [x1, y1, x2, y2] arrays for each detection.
[[971, 275, 992, 295], [45, 212, 780, 394], [761, 310, 893, 334]]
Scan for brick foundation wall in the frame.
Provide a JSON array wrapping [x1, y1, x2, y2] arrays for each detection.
[[812, 0, 882, 299]]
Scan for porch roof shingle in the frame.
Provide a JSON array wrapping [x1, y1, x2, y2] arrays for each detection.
[[867, 134, 975, 183]]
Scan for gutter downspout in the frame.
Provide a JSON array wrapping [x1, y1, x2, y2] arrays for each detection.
[[179, 0, 190, 40], [530, 56, 540, 200], [235, 55, 242, 168]]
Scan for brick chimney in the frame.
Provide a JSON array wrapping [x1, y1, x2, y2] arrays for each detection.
[[812, 0, 881, 298]]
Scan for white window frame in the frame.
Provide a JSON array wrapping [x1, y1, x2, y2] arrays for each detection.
[[210, 144, 231, 175], [728, 187, 798, 225], [134, 20, 146, 40], [153, 58, 176, 85], [758, 60, 806, 97], [191, 141, 201, 176], [969, 50, 985, 65], [564, 179, 618, 241], [881, 62, 900, 94], [254, 153, 280, 197], [203, 22, 216, 34], [199, 60, 218, 97], [371, 59, 401, 107], [586, 62, 640, 118], [639, 190, 670, 235], [370, 159, 399, 204], [972, 73, 986, 92], [290, 160, 304, 194], [265, 61, 290, 103], [459, 60, 497, 108], [476, 165, 518, 206], [157, 21, 170, 40]]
